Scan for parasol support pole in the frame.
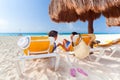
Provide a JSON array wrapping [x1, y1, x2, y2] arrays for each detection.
[[88, 19, 94, 33]]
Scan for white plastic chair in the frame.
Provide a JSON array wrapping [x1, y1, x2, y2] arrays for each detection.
[[16, 36, 60, 77], [91, 38, 120, 62]]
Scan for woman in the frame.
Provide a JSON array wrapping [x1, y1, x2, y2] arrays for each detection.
[[57, 32, 81, 51]]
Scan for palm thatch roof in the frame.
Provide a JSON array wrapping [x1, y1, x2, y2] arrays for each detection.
[[106, 17, 120, 26], [49, 0, 120, 33], [103, 5, 120, 18], [49, 0, 102, 22]]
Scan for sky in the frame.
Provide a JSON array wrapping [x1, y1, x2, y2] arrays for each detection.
[[0, 0, 120, 34]]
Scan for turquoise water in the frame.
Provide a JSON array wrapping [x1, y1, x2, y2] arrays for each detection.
[[0, 33, 46, 36], [0, 33, 119, 36], [0, 33, 71, 36]]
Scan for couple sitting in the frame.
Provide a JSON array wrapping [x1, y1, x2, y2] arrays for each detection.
[[49, 30, 90, 59], [48, 30, 81, 52]]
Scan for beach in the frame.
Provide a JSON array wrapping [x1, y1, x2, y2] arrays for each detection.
[[0, 34, 120, 80]]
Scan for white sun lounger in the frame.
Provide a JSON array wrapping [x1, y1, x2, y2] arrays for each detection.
[[91, 39, 120, 62], [15, 36, 60, 77]]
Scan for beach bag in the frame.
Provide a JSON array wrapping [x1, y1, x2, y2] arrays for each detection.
[[74, 40, 90, 59]]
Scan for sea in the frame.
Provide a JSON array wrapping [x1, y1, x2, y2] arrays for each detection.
[[0, 33, 72, 36], [0, 33, 119, 36], [1, 33, 120, 46]]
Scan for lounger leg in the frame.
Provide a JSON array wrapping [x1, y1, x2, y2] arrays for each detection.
[[50, 57, 55, 68], [21, 59, 25, 73], [55, 54, 60, 71], [15, 60, 23, 77], [95, 49, 105, 62], [66, 53, 72, 66], [109, 48, 117, 57], [88, 55, 93, 61]]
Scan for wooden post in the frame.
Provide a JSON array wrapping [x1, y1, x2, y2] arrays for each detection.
[[88, 19, 94, 33]]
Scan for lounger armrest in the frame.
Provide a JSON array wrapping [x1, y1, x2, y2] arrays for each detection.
[[18, 53, 57, 60]]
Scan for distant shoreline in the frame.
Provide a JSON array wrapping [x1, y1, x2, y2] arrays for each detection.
[[0, 33, 120, 36]]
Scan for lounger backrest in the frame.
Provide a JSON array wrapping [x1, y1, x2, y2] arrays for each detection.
[[81, 34, 95, 46], [18, 36, 54, 55], [72, 34, 81, 46], [94, 39, 120, 47]]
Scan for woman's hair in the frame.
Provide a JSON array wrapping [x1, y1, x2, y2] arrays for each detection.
[[72, 32, 78, 35], [48, 30, 58, 37], [72, 32, 81, 37], [71, 32, 81, 46]]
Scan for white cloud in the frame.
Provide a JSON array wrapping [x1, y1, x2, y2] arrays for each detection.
[[0, 19, 8, 26], [66, 23, 86, 33]]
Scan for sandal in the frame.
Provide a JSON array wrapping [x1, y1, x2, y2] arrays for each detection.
[[77, 68, 88, 76], [70, 68, 76, 77]]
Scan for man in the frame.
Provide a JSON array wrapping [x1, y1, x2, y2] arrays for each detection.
[[48, 30, 58, 52]]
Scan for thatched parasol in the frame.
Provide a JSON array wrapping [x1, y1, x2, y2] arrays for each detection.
[[49, 0, 120, 33], [106, 16, 120, 26]]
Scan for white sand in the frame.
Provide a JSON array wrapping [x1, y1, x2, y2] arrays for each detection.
[[0, 34, 120, 80]]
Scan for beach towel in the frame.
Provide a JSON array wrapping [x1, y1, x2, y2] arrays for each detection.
[[74, 40, 90, 59]]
